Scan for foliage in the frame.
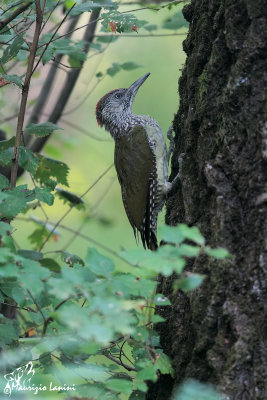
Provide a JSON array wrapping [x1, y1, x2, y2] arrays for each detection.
[[0, 1, 225, 399], [173, 379, 222, 400]]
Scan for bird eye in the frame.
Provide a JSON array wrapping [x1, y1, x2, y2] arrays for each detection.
[[115, 93, 122, 99]]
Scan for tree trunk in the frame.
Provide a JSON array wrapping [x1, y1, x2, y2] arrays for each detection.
[[147, 0, 267, 399]]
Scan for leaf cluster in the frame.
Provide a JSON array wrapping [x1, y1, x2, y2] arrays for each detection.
[[0, 2, 225, 399]]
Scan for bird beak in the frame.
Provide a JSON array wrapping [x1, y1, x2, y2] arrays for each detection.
[[128, 73, 150, 99]]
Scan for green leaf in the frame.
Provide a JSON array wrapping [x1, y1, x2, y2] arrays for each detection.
[[0, 247, 13, 263], [17, 250, 43, 261], [123, 246, 186, 276], [55, 187, 84, 207], [107, 62, 121, 77], [34, 187, 54, 206], [179, 225, 205, 245], [0, 146, 39, 174], [18, 147, 40, 174], [129, 391, 146, 400], [0, 36, 24, 64], [143, 24, 157, 32], [2, 74, 23, 88], [0, 173, 9, 189], [174, 274, 204, 292], [136, 363, 157, 381], [35, 156, 69, 187], [61, 251, 85, 266], [154, 352, 174, 376], [70, 2, 101, 16], [96, 35, 119, 44], [178, 244, 200, 257], [121, 62, 141, 70], [39, 258, 61, 272], [151, 314, 165, 323], [42, 46, 54, 64], [159, 224, 186, 245], [162, 11, 188, 30], [1, 235, 16, 252], [205, 246, 230, 259], [28, 227, 49, 249], [160, 224, 205, 246], [0, 185, 35, 218], [0, 137, 15, 151], [0, 221, 12, 236], [154, 294, 171, 306], [85, 248, 115, 277], [102, 11, 146, 34], [173, 379, 221, 400], [0, 317, 18, 348], [26, 122, 63, 137], [19, 258, 50, 297], [0, 147, 13, 165], [105, 379, 133, 395]]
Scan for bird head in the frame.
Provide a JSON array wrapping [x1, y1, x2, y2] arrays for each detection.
[[96, 73, 150, 135]]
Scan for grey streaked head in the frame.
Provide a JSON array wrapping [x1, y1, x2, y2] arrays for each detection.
[[96, 73, 150, 138]]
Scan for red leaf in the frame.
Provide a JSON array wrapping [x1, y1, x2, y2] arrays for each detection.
[[108, 21, 117, 33], [0, 76, 10, 88], [130, 25, 138, 33], [53, 234, 59, 242]]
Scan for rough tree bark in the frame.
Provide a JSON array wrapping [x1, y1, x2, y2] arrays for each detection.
[[147, 0, 267, 399]]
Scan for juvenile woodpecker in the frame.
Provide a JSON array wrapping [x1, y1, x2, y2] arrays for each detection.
[[96, 73, 179, 250]]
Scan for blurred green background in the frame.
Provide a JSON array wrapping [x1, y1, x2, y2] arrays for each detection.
[[12, 5, 187, 267]]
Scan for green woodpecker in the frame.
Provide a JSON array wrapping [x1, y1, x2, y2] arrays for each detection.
[[96, 73, 180, 250]]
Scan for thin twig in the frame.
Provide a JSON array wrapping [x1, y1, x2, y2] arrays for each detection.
[[59, 118, 111, 141], [38, 163, 113, 251], [38, 6, 159, 48], [0, 1, 33, 31], [119, 339, 135, 368], [94, 32, 187, 38], [29, 8, 101, 154], [27, 289, 46, 321], [42, 297, 71, 336], [10, 0, 43, 189], [40, 0, 60, 33], [61, 178, 115, 252], [1, 1, 23, 16], [29, 2, 76, 81], [104, 353, 137, 372], [0, 302, 37, 313], [18, 216, 136, 268], [62, 77, 103, 115], [24, 13, 80, 146], [56, 223, 136, 268]]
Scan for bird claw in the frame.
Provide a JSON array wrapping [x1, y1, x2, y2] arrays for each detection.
[[166, 152, 185, 196], [167, 124, 175, 164], [167, 124, 174, 142], [178, 152, 185, 172]]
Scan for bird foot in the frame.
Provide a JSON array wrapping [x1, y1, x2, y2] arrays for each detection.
[[166, 152, 185, 195], [167, 124, 174, 164]]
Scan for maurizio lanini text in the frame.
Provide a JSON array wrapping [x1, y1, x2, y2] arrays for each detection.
[[4, 382, 76, 396]]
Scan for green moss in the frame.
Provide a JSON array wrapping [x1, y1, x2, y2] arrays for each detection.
[[196, 67, 211, 111]]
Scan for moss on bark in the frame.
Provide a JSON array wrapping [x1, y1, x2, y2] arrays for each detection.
[[147, 0, 267, 399]]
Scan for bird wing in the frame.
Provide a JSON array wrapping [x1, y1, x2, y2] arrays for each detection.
[[114, 125, 158, 250]]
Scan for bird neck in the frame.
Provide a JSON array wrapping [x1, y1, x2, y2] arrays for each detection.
[[104, 111, 158, 140]]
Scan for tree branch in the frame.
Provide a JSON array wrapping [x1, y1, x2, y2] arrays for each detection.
[[29, 8, 101, 154], [10, 0, 43, 189], [29, 3, 76, 80], [24, 13, 80, 146], [0, 1, 33, 31], [104, 353, 137, 372], [42, 297, 71, 336]]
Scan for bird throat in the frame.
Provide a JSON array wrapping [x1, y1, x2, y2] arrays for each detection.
[[104, 112, 158, 140]]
